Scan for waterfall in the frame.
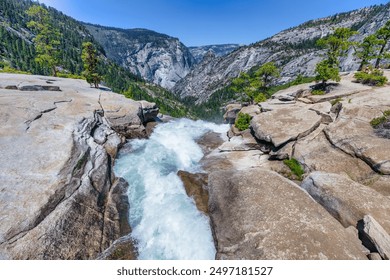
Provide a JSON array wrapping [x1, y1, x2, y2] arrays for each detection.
[[114, 118, 228, 260]]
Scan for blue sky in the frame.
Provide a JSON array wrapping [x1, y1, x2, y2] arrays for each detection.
[[38, 0, 389, 46]]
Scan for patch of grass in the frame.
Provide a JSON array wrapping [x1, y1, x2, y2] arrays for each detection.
[[72, 150, 89, 176], [370, 110, 390, 128], [254, 93, 267, 103], [235, 112, 252, 131], [57, 72, 85, 79], [283, 158, 305, 180], [330, 97, 343, 106], [0, 65, 31, 74], [311, 89, 325, 95]]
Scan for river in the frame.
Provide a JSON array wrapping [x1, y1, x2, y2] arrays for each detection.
[[114, 118, 229, 260]]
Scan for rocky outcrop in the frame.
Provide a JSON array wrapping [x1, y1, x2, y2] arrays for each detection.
[[84, 25, 195, 89], [223, 104, 242, 124], [0, 73, 150, 259], [251, 105, 322, 148], [361, 215, 390, 260], [97, 235, 137, 260], [177, 171, 209, 214], [202, 71, 390, 259], [208, 168, 367, 260], [301, 172, 390, 232]]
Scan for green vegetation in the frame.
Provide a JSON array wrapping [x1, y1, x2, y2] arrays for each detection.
[[354, 66, 388, 86], [235, 113, 252, 131], [57, 72, 84, 79], [370, 110, 390, 128], [0, 61, 30, 74], [315, 59, 341, 86], [255, 62, 280, 90], [311, 89, 325, 95], [354, 20, 390, 70], [82, 42, 101, 88], [315, 27, 356, 87], [283, 158, 305, 180], [355, 34, 381, 70], [0, 0, 189, 118], [330, 97, 343, 106], [374, 20, 390, 68], [186, 74, 316, 122], [26, 5, 60, 76], [229, 62, 280, 104], [184, 73, 316, 122]]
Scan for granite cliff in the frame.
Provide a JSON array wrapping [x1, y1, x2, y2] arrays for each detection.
[[0, 74, 157, 259], [84, 25, 195, 90]]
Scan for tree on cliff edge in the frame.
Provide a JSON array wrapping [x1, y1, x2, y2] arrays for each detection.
[[82, 42, 101, 88], [315, 27, 356, 88], [26, 6, 60, 77], [374, 20, 390, 68]]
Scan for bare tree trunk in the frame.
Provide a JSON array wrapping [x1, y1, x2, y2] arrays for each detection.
[[375, 43, 387, 69]]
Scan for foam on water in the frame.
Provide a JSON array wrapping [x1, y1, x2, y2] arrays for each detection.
[[114, 118, 229, 260]]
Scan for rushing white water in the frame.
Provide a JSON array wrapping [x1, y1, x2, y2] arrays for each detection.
[[114, 118, 229, 260]]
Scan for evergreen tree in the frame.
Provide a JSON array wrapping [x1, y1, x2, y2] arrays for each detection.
[[374, 20, 390, 68], [254, 62, 280, 90], [355, 34, 381, 70], [82, 42, 101, 88], [26, 5, 60, 76], [315, 27, 356, 87], [315, 59, 340, 86]]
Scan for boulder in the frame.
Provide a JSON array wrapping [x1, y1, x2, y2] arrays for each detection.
[[196, 131, 225, 155], [177, 171, 209, 214], [368, 253, 382, 260], [301, 172, 390, 234], [239, 105, 261, 117], [361, 215, 390, 260], [223, 104, 242, 124], [208, 168, 367, 260], [251, 106, 322, 148], [219, 131, 260, 152], [138, 100, 159, 123], [272, 83, 314, 102], [97, 235, 137, 260], [294, 128, 374, 182], [100, 92, 146, 138], [323, 89, 390, 175]]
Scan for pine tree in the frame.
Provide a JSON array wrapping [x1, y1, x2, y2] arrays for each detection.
[[355, 34, 380, 70], [315, 27, 356, 87], [82, 42, 101, 88], [255, 62, 280, 90], [374, 20, 390, 68], [26, 5, 60, 76]]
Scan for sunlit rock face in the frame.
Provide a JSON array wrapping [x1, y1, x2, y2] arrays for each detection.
[[85, 25, 195, 89]]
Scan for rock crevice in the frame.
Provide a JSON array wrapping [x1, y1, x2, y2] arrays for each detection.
[[0, 74, 152, 259]]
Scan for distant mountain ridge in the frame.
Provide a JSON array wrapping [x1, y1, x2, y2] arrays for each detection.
[[0, 0, 191, 118], [189, 44, 241, 63], [173, 3, 390, 103], [84, 24, 195, 89]]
